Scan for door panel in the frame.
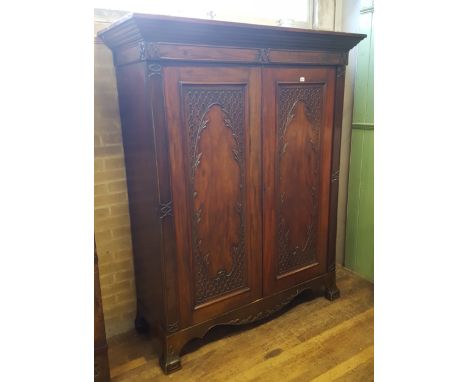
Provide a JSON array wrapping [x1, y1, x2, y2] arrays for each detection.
[[164, 66, 262, 325], [263, 67, 336, 296]]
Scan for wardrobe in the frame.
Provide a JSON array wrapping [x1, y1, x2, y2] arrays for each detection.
[[98, 13, 365, 373]]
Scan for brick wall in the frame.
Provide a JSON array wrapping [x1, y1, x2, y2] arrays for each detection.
[[94, 21, 136, 338]]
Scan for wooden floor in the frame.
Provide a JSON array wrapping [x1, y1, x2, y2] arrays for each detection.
[[107, 267, 374, 381]]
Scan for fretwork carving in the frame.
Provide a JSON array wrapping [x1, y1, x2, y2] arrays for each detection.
[[277, 85, 323, 275], [183, 85, 247, 305]]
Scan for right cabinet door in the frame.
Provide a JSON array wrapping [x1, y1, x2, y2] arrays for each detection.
[[262, 67, 336, 296]]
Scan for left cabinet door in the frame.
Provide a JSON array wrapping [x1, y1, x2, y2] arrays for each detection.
[[163, 66, 262, 326]]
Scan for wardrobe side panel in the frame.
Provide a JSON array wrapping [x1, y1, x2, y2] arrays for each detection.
[[115, 63, 164, 328]]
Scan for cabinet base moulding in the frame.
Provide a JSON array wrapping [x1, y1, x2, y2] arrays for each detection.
[[141, 271, 338, 374]]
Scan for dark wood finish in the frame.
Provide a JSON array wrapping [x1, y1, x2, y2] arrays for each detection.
[[115, 62, 166, 335], [268, 49, 347, 65], [324, 65, 347, 301], [98, 13, 365, 374], [163, 66, 262, 329], [98, 13, 365, 52], [94, 241, 110, 382], [262, 68, 335, 296], [113, 42, 347, 66]]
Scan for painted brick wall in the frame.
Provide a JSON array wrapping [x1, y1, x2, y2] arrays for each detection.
[[94, 21, 136, 338]]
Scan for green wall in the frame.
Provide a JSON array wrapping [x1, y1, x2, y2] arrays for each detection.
[[344, 3, 374, 282]]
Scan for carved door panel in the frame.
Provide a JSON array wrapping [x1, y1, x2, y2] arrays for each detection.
[[262, 67, 336, 296], [164, 66, 262, 326]]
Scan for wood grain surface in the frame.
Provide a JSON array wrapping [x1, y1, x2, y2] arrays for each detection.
[[100, 14, 366, 373], [107, 266, 373, 381]]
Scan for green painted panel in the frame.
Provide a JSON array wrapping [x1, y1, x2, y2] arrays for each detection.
[[345, 130, 374, 281], [345, 6, 374, 282], [366, 13, 374, 124], [354, 131, 374, 281]]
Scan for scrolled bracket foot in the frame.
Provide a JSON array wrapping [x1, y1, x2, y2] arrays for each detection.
[[159, 337, 182, 374]]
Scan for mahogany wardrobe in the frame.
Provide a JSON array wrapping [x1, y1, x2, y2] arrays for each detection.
[[99, 13, 365, 373]]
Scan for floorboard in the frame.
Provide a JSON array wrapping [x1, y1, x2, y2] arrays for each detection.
[[107, 266, 374, 381]]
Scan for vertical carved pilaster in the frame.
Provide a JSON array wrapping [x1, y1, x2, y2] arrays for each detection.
[[146, 42, 161, 60], [257, 48, 271, 64], [148, 63, 162, 78], [159, 200, 173, 220], [336, 66, 346, 78], [139, 41, 146, 61], [167, 321, 179, 333], [331, 170, 340, 183], [326, 59, 347, 279], [140, 42, 162, 61]]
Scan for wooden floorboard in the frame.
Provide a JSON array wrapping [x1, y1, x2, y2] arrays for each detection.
[[107, 266, 374, 381]]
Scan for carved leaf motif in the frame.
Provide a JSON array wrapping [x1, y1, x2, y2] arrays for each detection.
[[167, 321, 179, 333], [277, 85, 323, 275], [159, 200, 173, 219], [194, 152, 203, 169], [183, 86, 247, 306], [227, 287, 307, 325]]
